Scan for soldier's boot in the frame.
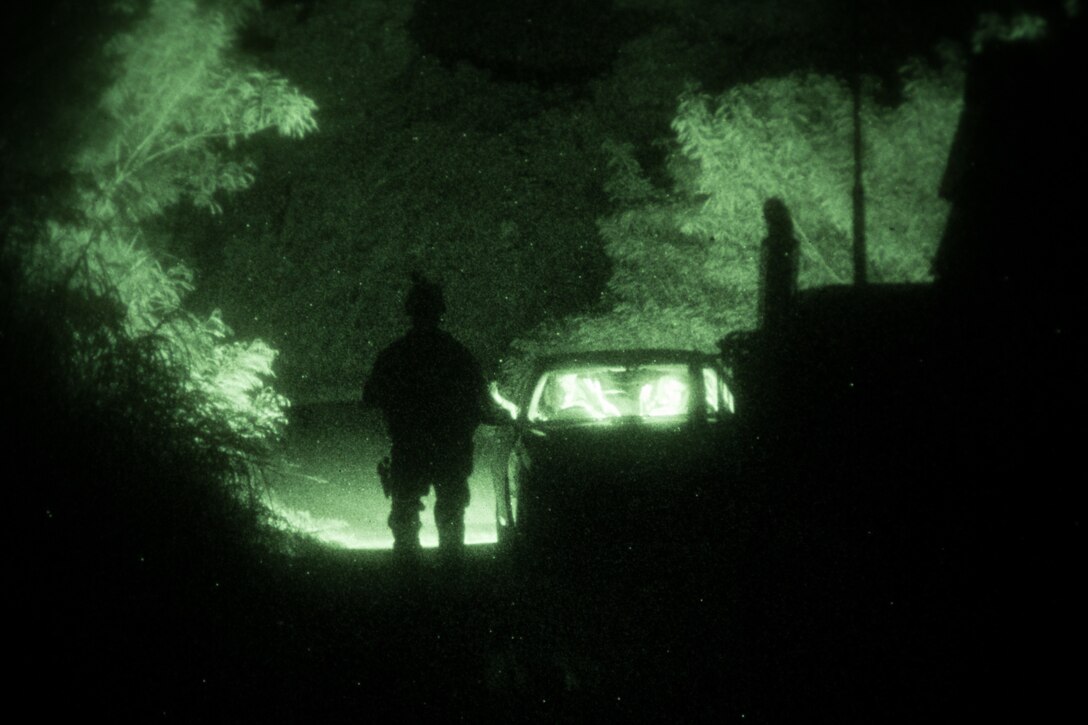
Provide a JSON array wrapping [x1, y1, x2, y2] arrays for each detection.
[[389, 497, 424, 565]]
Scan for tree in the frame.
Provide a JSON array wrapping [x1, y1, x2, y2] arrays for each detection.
[[667, 47, 964, 307], [171, 9, 613, 402], [17, 0, 317, 447], [3, 6, 323, 700], [511, 48, 965, 364]]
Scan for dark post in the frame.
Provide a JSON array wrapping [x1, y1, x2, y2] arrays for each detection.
[[851, 2, 868, 286]]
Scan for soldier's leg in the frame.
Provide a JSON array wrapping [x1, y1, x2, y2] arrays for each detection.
[[435, 439, 475, 556], [388, 444, 428, 557], [388, 494, 424, 555], [433, 467, 470, 567]]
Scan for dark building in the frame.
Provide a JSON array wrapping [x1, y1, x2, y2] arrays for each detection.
[[723, 14, 1084, 719]]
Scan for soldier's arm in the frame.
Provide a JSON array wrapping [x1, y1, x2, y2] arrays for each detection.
[[467, 349, 501, 425]]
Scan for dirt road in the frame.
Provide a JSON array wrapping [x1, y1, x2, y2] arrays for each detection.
[[266, 402, 501, 549]]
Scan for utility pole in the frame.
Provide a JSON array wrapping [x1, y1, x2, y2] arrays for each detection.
[[851, 1, 868, 286]]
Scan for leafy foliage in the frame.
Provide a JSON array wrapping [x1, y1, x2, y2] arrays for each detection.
[[3, 0, 322, 684], [3, 242, 316, 717], [516, 51, 965, 363], [671, 50, 964, 292], [20, 0, 317, 447], [89, 12, 316, 217], [173, 2, 612, 401]]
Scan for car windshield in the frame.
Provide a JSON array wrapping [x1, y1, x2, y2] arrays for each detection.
[[527, 364, 694, 424]]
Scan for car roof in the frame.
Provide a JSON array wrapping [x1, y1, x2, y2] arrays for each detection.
[[533, 348, 719, 372]]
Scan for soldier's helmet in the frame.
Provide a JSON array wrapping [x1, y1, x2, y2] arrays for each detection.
[[405, 272, 446, 324]]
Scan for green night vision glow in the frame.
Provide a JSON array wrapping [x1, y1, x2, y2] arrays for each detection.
[[528, 365, 701, 423]]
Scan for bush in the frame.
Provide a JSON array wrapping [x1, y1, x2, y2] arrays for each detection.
[[3, 238, 294, 713], [3, 0, 319, 711], [506, 50, 965, 374]]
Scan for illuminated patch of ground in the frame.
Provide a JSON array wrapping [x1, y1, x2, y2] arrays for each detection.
[[267, 403, 499, 550]]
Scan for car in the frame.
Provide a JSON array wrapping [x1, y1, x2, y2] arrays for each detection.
[[487, 349, 736, 556]]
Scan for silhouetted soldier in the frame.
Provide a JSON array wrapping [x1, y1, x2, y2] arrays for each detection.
[[759, 198, 800, 333], [361, 273, 488, 569]]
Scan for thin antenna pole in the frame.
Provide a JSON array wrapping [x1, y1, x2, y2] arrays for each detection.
[[851, 2, 868, 285]]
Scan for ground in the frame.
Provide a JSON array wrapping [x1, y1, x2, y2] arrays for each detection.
[[222, 394, 964, 721], [267, 402, 502, 549], [204, 402, 746, 720]]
